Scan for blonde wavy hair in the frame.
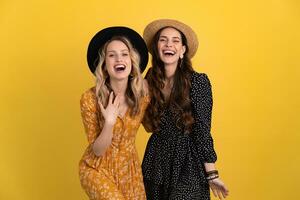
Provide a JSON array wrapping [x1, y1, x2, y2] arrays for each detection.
[[94, 36, 144, 116]]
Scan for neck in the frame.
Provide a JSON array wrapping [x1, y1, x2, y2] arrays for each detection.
[[164, 62, 177, 81], [109, 78, 128, 96]]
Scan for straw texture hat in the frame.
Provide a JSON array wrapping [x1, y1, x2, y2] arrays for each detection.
[[143, 19, 198, 58]]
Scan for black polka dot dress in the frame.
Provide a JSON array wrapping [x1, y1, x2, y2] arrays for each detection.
[[142, 72, 217, 200]]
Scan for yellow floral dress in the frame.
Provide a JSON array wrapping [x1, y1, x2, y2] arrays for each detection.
[[79, 88, 149, 200]]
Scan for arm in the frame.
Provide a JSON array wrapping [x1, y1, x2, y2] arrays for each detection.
[[92, 122, 114, 156], [80, 90, 119, 156], [192, 73, 229, 199], [204, 162, 217, 171], [192, 73, 217, 163]]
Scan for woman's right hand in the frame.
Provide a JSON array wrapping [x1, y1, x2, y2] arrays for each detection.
[[98, 92, 120, 125], [208, 178, 229, 199]]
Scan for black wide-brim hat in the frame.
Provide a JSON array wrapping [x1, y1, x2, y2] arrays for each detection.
[[87, 26, 149, 75]]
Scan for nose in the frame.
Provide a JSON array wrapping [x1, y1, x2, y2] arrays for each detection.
[[116, 54, 122, 62], [166, 40, 173, 47]]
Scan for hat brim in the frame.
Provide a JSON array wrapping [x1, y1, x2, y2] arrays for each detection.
[[143, 19, 198, 58], [87, 26, 148, 75]]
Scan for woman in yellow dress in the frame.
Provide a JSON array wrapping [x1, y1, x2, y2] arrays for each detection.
[[79, 26, 149, 200]]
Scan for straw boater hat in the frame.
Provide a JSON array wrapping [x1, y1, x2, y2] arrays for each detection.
[[143, 19, 198, 58], [87, 26, 149, 75]]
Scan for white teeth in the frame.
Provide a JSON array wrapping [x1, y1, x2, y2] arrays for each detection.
[[163, 50, 175, 55], [114, 64, 126, 71]]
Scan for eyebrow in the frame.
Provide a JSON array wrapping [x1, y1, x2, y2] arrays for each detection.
[[107, 49, 129, 53], [159, 35, 181, 40]]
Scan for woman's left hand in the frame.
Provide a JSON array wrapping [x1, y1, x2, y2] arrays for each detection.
[[208, 178, 229, 199]]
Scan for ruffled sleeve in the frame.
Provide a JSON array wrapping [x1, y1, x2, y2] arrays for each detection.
[[80, 88, 101, 144], [191, 72, 217, 163]]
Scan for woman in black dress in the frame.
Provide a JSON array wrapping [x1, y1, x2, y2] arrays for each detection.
[[142, 19, 229, 199]]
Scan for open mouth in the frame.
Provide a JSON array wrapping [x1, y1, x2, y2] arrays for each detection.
[[114, 64, 126, 72], [163, 50, 175, 56]]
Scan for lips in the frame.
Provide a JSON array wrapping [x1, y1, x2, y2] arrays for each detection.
[[114, 64, 126, 72], [162, 50, 175, 56]]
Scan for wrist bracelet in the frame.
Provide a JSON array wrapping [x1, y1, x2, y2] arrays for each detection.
[[206, 174, 219, 181], [206, 170, 218, 176]]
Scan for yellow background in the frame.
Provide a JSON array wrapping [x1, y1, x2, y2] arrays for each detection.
[[1, 0, 299, 199]]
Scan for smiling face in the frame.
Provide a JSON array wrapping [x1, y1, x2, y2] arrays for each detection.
[[105, 40, 132, 81], [157, 27, 186, 66]]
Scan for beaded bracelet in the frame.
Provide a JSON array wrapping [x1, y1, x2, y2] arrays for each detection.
[[206, 174, 219, 181], [206, 170, 219, 181]]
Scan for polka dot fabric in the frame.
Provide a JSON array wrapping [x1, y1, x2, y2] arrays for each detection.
[[79, 88, 149, 200], [142, 72, 217, 200]]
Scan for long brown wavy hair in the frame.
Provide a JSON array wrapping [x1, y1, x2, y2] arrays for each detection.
[[143, 27, 195, 133]]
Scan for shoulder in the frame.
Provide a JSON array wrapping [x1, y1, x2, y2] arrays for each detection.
[[191, 71, 211, 86], [190, 72, 213, 109], [80, 87, 97, 108], [190, 71, 212, 97], [191, 71, 212, 91]]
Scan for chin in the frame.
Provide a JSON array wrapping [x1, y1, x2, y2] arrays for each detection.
[[163, 60, 178, 66], [161, 57, 177, 64], [112, 74, 130, 81]]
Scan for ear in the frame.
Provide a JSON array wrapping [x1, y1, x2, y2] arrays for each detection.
[[181, 45, 186, 55], [180, 45, 186, 58]]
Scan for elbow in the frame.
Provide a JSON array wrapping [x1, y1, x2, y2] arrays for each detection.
[[91, 131, 113, 156], [92, 143, 105, 157], [93, 150, 103, 157]]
